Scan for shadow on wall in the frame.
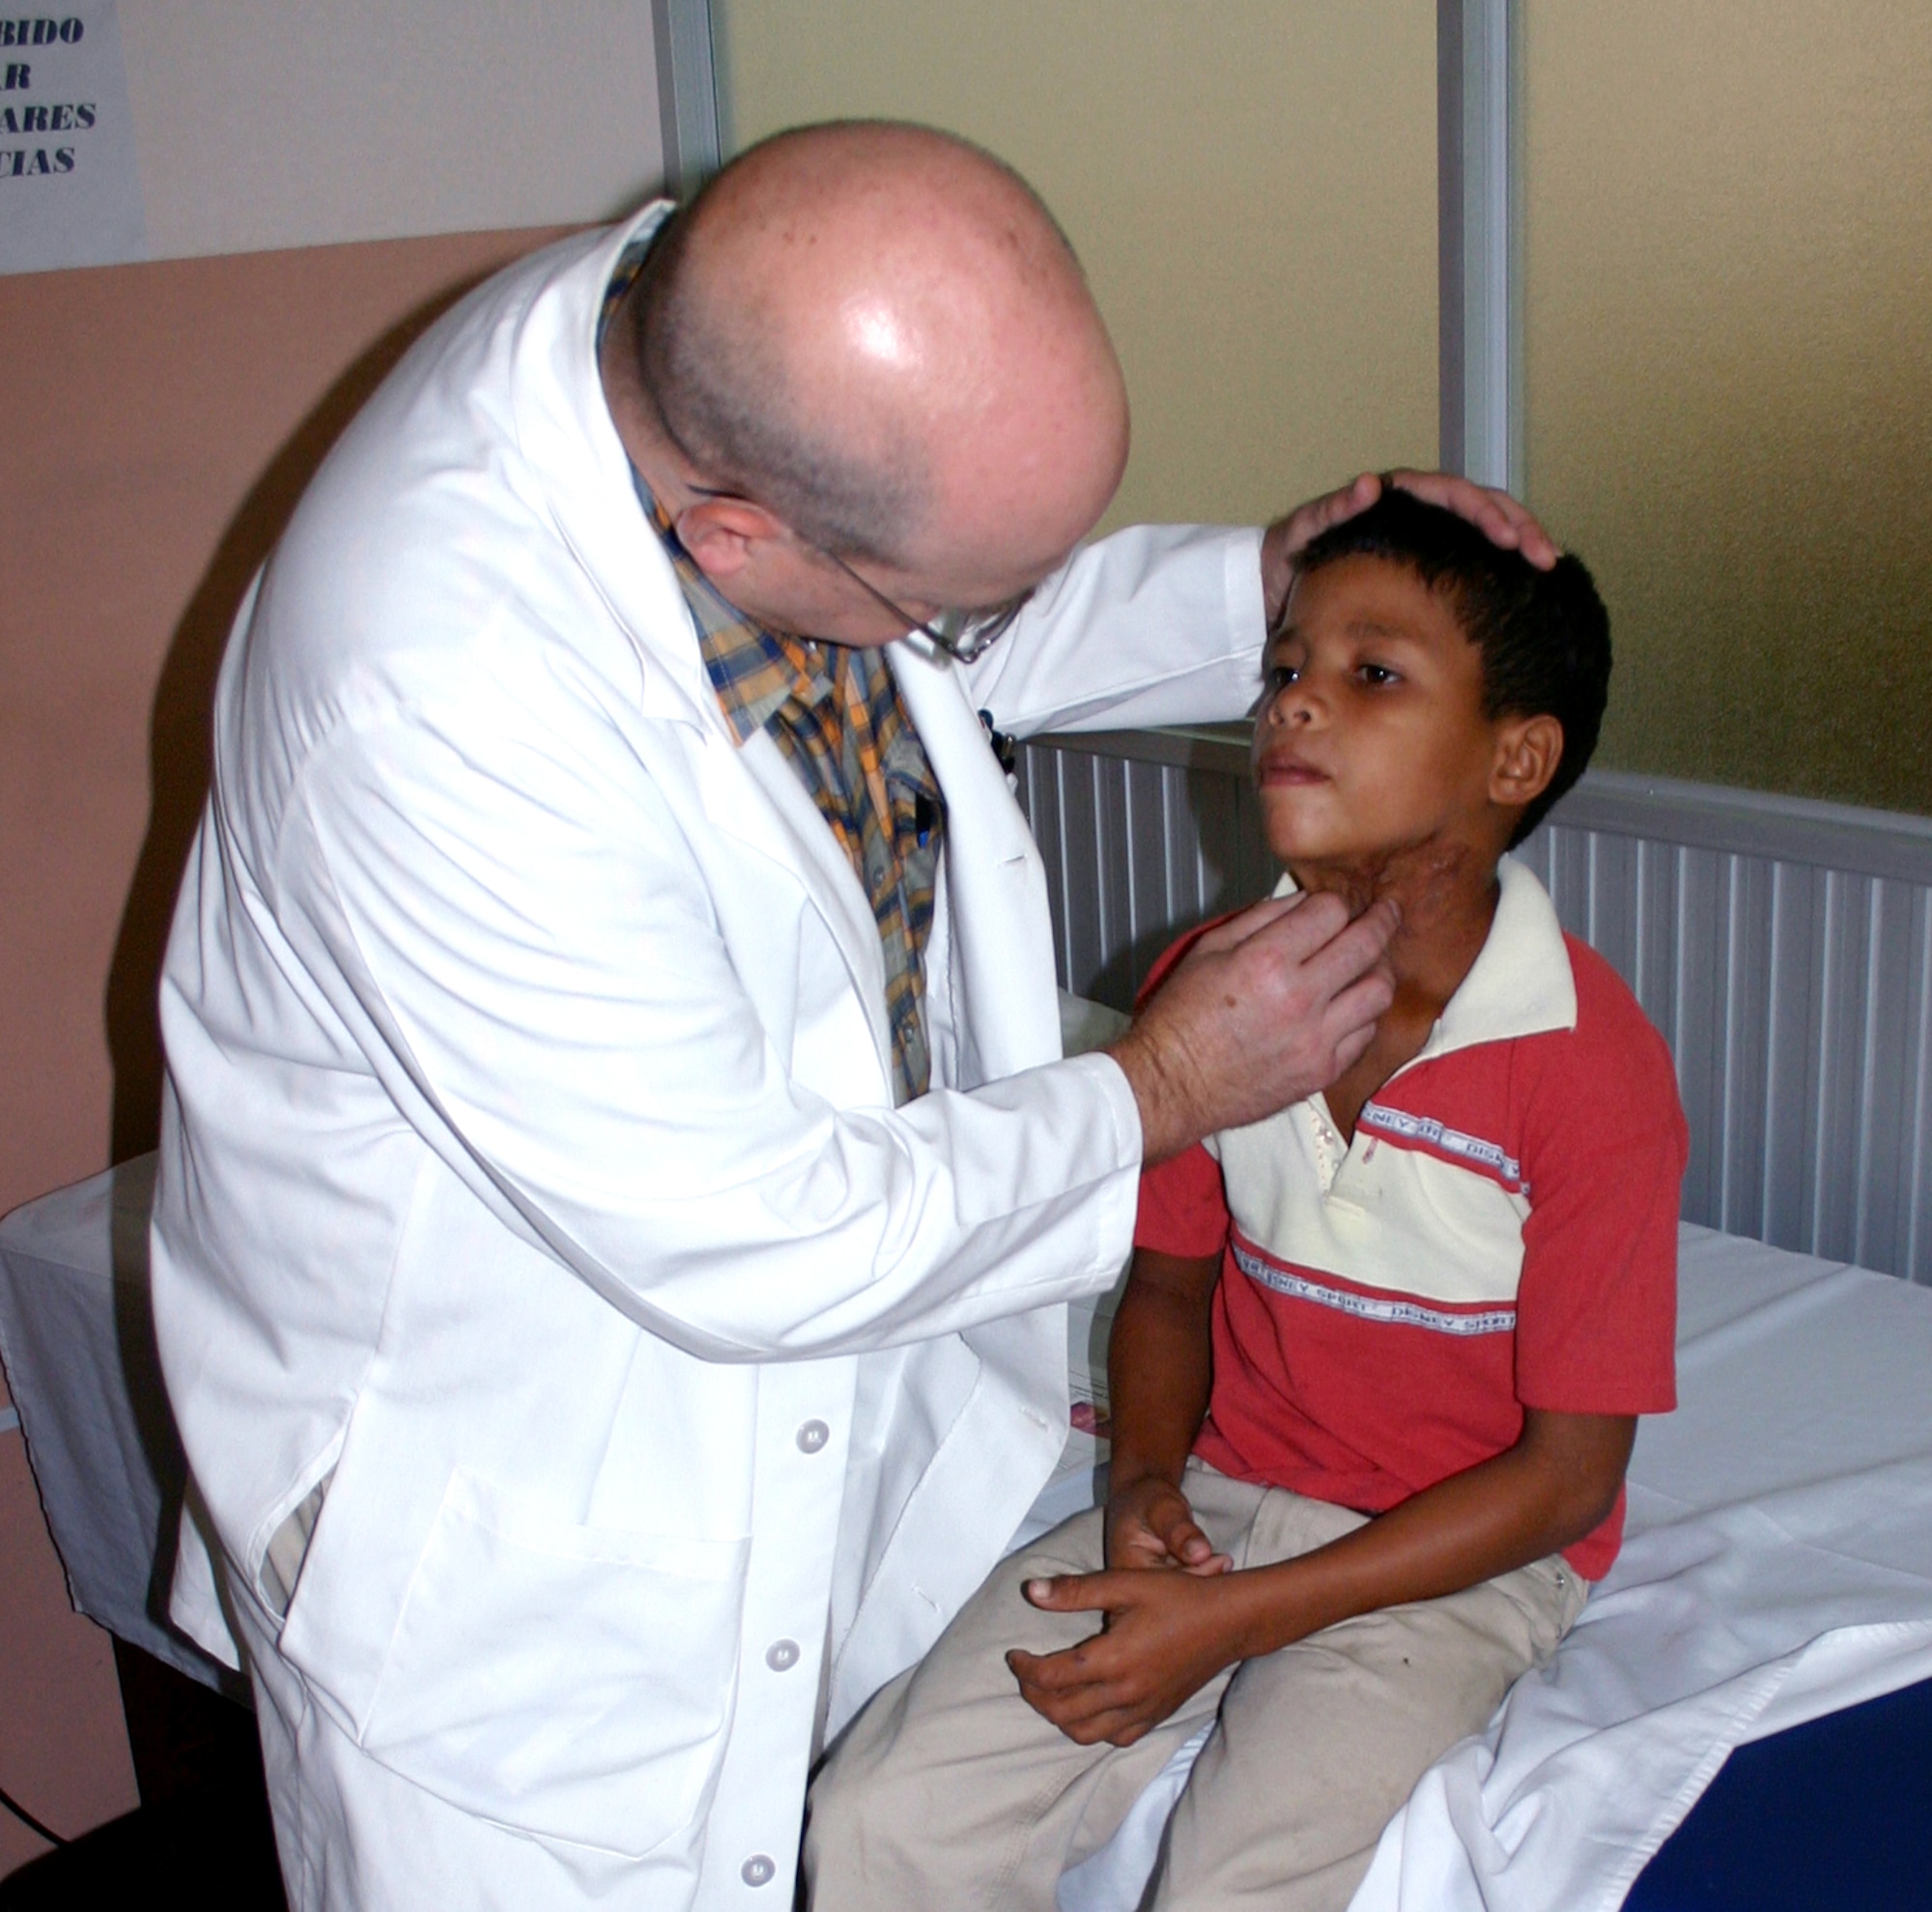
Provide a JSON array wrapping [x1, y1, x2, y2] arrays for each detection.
[[100, 264, 532, 1166]]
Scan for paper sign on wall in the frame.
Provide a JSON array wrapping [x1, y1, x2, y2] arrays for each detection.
[[0, 1, 144, 275]]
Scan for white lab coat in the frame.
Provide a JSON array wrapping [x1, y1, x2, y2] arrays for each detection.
[[151, 205, 1264, 1909]]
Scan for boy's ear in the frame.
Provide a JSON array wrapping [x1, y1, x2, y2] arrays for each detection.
[[1490, 714, 1564, 813]]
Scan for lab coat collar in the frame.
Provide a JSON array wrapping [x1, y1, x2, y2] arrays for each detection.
[[510, 202, 723, 735], [889, 638, 1064, 1082]]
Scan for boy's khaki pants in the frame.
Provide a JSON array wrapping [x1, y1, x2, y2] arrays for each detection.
[[807, 1462, 1586, 1912]]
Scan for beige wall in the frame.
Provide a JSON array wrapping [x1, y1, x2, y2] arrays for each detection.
[[716, 0, 1440, 535], [116, 2, 662, 258], [1523, 2, 1932, 814]]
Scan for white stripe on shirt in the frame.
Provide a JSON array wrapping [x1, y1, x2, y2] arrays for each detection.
[[1356, 1101, 1528, 1194], [1230, 1239, 1519, 1336]]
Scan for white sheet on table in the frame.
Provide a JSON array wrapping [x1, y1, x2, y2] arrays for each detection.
[[1058, 1225, 1932, 1912], [0, 1156, 238, 1693]]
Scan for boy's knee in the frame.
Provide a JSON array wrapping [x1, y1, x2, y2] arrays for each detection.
[[808, 1725, 986, 1907], [807, 1728, 911, 1898], [804, 1748, 880, 1855]]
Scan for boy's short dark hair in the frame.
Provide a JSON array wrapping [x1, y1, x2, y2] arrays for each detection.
[[1295, 490, 1611, 844]]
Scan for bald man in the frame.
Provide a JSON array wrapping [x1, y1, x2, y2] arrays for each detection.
[[151, 122, 1551, 1912]]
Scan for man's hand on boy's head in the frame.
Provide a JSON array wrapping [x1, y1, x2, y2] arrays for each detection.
[[1261, 470, 1559, 626], [1106, 1475, 1233, 1577], [1008, 1567, 1251, 1747]]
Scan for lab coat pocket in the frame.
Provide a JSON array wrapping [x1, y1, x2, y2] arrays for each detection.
[[358, 1469, 751, 1859]]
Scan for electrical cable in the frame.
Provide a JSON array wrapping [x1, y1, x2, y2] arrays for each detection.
[[0, 1782, 69, 1847]]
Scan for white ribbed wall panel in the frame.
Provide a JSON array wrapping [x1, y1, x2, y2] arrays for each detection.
[[1017, 738, 1273, 1011], [1015, 728, 1932, 1283]]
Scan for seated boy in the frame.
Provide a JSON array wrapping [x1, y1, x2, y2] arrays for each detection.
[[805, 491, 1690, 1911]]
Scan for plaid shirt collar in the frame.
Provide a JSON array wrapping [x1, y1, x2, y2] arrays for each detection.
[[629, 474, 843, 746], [600, 236, 844, 744]]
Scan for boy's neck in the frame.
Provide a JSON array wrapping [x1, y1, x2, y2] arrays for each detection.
[[1290, 837, 1502, 1013]]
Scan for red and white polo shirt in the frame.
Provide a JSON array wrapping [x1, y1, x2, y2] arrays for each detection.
[[1135, 859, 1687, 1580]]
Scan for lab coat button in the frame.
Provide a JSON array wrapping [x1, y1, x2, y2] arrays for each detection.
[[765, 1638, 800, 1671], [796, 1418, 830, 1453], [741, 1855, 777, 1887]]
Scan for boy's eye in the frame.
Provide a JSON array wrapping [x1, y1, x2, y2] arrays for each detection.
[[1355, 662, 1400, 688]]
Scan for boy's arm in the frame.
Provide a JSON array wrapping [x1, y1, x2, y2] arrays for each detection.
[[1009, 1407, 1634, 1748], [1101, 1248, 1232, 1575]]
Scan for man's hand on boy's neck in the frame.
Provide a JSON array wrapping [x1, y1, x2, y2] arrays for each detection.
[[1291, 832, 1507, 1001], [1108, 893, 1399, 1165], [1288, 833, 1508, 1139]]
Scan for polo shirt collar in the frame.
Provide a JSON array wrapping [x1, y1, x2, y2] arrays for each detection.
[[1271, 854, 1577, 1064]]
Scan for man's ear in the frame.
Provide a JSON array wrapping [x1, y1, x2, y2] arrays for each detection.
[[675, 495, 789, 584], [1491, 713, 1564, 813]]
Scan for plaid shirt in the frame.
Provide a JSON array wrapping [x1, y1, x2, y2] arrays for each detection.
[[602, 243, 944, 1103]]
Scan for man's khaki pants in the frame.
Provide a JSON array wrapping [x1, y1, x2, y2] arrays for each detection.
[[807, 1462, 1586, 1912]]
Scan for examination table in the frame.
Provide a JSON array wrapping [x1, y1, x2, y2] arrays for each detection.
[[4, 1159, 1930, 1911]]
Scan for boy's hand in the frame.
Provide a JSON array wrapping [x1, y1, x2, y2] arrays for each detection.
[[1105, 1475, 1232, 1576], [1261, 470, 1559, 625], [1012, 1410, 1639, 1749], [1008, 1567, 1252, 1746]]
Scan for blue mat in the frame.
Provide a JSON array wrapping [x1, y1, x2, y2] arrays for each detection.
[[1624, 1674, 1932, 1911]]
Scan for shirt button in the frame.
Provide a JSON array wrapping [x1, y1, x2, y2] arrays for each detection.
[[741, 1854, 777, 1887], [765, 1639, 800, 1672], [795, 1419, 830, 1453]]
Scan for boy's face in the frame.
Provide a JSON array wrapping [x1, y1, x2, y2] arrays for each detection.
[[1251, 555, 1555, 877]]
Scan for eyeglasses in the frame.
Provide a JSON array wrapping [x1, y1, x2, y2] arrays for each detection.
[[809, 543, 1035, 663], [682, 482, 1034, 663]]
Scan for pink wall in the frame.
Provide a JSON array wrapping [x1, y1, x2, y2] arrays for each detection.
[[0, 222, 575, 1869], [1, 222, 577, 1211]]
